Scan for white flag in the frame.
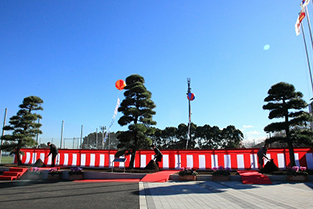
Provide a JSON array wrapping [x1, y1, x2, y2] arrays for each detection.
[[301, 0, 311, 9]]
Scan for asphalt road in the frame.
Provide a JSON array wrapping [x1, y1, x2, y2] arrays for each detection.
[[0, 180, 139, 209]]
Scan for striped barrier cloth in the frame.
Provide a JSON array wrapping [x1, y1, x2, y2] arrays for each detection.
[[17, 148, 313, 170]]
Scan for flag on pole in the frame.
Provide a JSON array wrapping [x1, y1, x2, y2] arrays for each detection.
[[301, 0, 311, 9], [295, 10, 306, 36], [103, 98, 120, 144]]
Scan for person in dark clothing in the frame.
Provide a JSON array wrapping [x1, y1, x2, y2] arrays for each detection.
[[46, 142, 58, 167], [257, 143, 269, 169], [151, 145, 163, 169]]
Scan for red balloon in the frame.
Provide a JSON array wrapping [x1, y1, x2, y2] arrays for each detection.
[[115, 79, 126, 90]]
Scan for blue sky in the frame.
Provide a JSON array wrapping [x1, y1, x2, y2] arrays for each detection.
[[1, 1, 313, 147]]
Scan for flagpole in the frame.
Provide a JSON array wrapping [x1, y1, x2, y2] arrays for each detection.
[[305, 6, 313, 50], [301, 23, 313, 92], [186, 78, 191, 149]]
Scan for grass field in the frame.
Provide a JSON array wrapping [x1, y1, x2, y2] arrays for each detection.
[[0, 156, 14, 164]]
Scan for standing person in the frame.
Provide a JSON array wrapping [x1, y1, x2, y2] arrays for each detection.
[[257, 143, 269, 170], [151, 145, 163, 169], [46, 142, 58, 167]]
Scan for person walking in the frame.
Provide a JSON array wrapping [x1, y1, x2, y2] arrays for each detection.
[[46, 142, 58, 167], [151, 145, 163, 169], [257, 143, 269, 170]]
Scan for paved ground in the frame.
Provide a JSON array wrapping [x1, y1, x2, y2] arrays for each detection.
[[1, 180, 313, 209], [140, 181, 313, 209], [0, 180, 139, 209]]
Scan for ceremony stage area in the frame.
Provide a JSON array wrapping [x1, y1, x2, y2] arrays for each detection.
[[17, 147, 313, 170]]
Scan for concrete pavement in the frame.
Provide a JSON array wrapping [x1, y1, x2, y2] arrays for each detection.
[[140, 181, 313, 209], [1, 178, 313, 209]]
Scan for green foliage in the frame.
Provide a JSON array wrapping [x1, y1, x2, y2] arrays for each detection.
[[117, 74, 156, 168], [263, 82, 313, 166], [149, 123, 243, 149], [0, 96, 43, 165]]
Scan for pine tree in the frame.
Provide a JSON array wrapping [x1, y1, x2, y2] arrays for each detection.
[[117, 74, 156, 168], [263, 82, 313, 166], [1, 96, 43, 165]]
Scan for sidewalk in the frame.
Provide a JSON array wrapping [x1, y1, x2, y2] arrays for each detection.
[[139, 181, 313, 209]]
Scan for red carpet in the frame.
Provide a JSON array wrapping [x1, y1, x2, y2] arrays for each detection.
[[140, 170, 178, 182], [237, 170, 272, 184], [74, 179, 140, 183], [73, 170, 178, 183]]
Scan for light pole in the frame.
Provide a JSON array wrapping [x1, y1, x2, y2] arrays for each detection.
[[100, 126, 106, 149]]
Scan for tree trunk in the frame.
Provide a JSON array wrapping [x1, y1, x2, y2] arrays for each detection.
[[16, 148, 22, 165], [287, 141, 296, 167]]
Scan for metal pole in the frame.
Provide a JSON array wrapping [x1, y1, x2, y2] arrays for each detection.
[[96, 128, 98, 149], [0, 108, 8, 163], [301, 23, 313, 92], [80, 125, 83, 149], [36, 118, 40, 146], [108, 132, 110, 150], [100, 126, 106, 149], [305, 6, 313, 93], [305, 6, 313, 49], [60, 120, 64, 149], [186, 78, 191, 149]]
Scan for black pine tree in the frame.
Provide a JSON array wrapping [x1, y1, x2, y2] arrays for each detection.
[[263, 82, 313, 166], [1, 96, 43, 165], [117, 74, 156, 168]]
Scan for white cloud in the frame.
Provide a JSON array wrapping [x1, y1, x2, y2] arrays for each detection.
[[243, 125, 254, 129], [245, 131, 260, 135]]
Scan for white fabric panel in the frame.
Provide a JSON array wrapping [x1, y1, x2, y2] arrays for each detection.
[[294, 153, 300, 166], [250, 154, 258, 169], [72, 154, 77, 166], [25, 152, 31, 164], [99, 154, 105, 167], [64, 154, 68, 166], [175, 155, 181, 169], [199, 155, 206, 170], [109, 154, 114, 167], [32, 153, 37, 164], [224, 155, 231, 168], [47, 155, 51, 165], [186, 155, 193, 169], [90, 154, 95, 167], [237, 154, 244, 169], [163, 155, 169, 169], [81, 154, 86, 167], [277, 153, 285, 169], [211, 155, 218, 168], [140, 155, 146, 168], [306, 153, 313, 169]]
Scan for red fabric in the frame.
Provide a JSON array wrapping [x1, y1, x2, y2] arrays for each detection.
[[237, 170, 272, 184], [140, 170, 178, 182], [74, 179, 140, 183]]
